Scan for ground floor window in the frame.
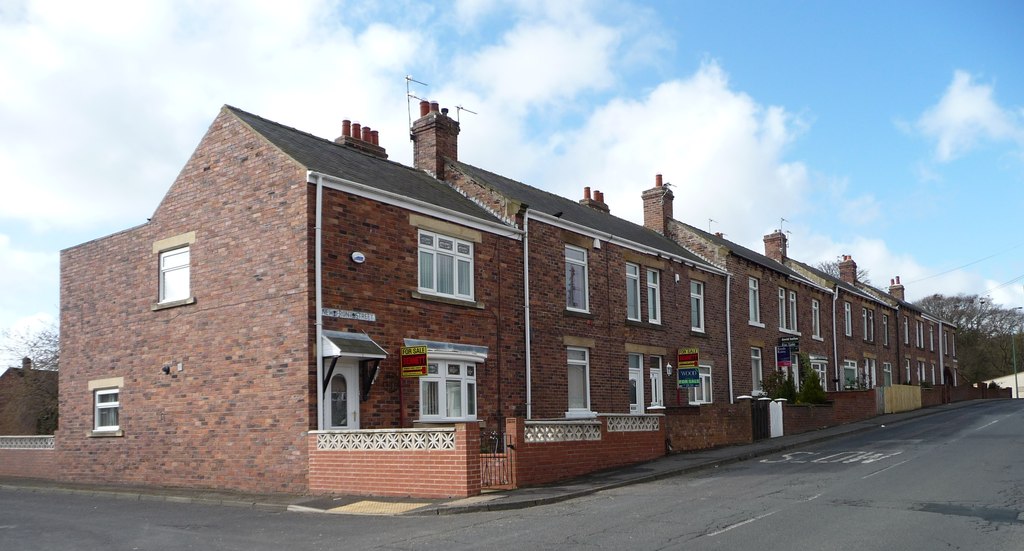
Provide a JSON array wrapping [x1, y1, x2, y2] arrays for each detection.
[[567, 347, 591, 416], [882, 363, 893, 387], [649, 356, 664, 408], [420, 361, 477, 421], [812, 361, 828, 391], [628, 353, 644, 414], [843, 360, 858, 389], [94, 388, 120, 431], [688, 365, 712, 405], [751, 347, 763, 394], [864, 358, 877, 388]]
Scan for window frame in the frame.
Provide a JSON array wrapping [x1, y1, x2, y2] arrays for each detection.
[[688, 365, 713, 405], [843, 360, 858, 390], [419, 360, 478, 422], [812, 361, 828, 391], [844, 302, 852, 337], [625, 263, 641, 321], [882, 314, 890, 346], [417, 230, 475, 301], [751, 347, 763, 394], [158, 246, 191, 304], [648, 356, 664, 408], [882, 362, 893, 387], [748, 277, 761, 325], [94, 388, 120, 432], [811, 299, 821, 339], [903, 316, 910, 345], [566, 347, 592, 417], [565, 245, 590, 312], [690, 280, 705, 332], [647, 269, 662, 325], [863, 308, 875, 342], [929, 325, 935, 351]]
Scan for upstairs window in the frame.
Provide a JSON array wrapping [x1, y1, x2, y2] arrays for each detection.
[[929, 325, 935, 351], [904, 316, 910, 345], [811, 299, 821, 339], [418, 230, 474, 300], [565, 245, 589, 312], [748, 277, 761, 324], [691, 281, 705, 332], [779, 288, 797, 331], [159, 247, 190, 303], [647, 269, 661, 324], [863, 308, 874, 342], [626, 263, 641, 321], [844, 302, 852, 337], [882, 314, 890, 346]]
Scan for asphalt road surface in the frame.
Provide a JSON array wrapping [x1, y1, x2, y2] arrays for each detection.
[[3, 400, 1023, 550]]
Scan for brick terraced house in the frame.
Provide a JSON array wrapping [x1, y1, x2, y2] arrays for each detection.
[[15, 101, 962, 498]]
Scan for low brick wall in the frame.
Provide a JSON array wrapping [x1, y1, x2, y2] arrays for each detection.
[[826, 390, 880, 424], [307, 423, 480, 499], [921, 388, 944, 408], [507, 415, 664, 488], [950, 385, 1012, 402], [664, 403, 752, 452], [782, 404, 836, 435], [0, 436, 56, 479]]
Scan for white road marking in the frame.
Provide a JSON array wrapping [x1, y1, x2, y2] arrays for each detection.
[[805, 493, 822, 501], [862, 459, 910, 479], [975, 419, 1000, 431], [706, 510, 778, 537]]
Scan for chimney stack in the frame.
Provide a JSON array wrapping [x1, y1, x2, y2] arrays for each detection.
[[579, 187, 610, 213], [21, 357, 32, 371], [889, 276, 905, 301], [839, 255, 858, 284], [641, 173, 674, 235], [762, 230, 788, 263], [412, 99, 460, 179], [335, 119, 388, 159]]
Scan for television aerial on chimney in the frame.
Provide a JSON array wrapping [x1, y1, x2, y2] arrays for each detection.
[[405, 75, 428, 140]]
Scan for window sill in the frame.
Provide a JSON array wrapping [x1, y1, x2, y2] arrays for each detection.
[[812, 336, 824, 342], [779, 328, 801, 336], [411, 291, 484, 309], [647, 405, 666, 411], [88, 429, 124, 438], [690, 329, 709, 338], [748, 321, 765, 328], [564, 410, 597, 419], [625, 319, 665, 330], [152, 297, 195, 311], [564, 309, 595, 320], [688, 401, 712, 406]]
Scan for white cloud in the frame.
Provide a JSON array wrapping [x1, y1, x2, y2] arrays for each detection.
[[917, 70, 1024, 162], [0, 234, 58, 333]]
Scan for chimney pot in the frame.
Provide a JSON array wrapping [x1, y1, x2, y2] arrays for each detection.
[[584, 186, 592, 200], [342, 119, 351, 138], [430, 101, 440, 113], [595, 191, 603, 202], [655, 174, 663, 187], [351, 122, 362, 141], [419, 100, 430, 117], [896, 276, 901, 284], [361, 125, 372, 142], [441, 107, 449, 116], [371, 130, 379, 145]]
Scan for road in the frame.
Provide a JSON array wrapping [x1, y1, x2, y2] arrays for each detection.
[[3, 400, 1023, 550]]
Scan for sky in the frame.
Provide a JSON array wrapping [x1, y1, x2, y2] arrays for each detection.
[[1, 0, 1023, 369]]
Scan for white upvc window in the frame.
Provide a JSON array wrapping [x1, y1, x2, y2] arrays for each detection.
[[418, 230, 474, 300], [159, 246, 190, 303], [916, 321, 924, 348], [905, 359, 912, 383], [690, 280, 705, 332], [918, 361, 925, 383], [748, 277, 761, 324], [929, 325, 935, 351], [843, 360, 858, 389], [812, 361, 828, 391], [952, 332, 957, 357], [94, 388, 120, 431], [844, 302, 852, 337], [883, 314, 890, 346], [931, 363, 936, 384], [628, 353, 644, 414], [864, 358, 877, 388], [420, 361, 477, 422], [882, 362, 893, 387], [565, 245, 589, 312], [647, 269, 661, 324], [943, 331, 948, 355], [688, 365, 712, 405], [751, 347, 764, 393], [648, 356, 664, 408], [566, 347, 591, 416], [779, 288, 797, 331], [811, 299, 821, 339], [864, 308, 875, 342], [626, 263, 641, 321], [904, 316, 910, 345]]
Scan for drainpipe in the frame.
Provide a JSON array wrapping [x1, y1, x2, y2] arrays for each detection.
[[831, 286, 839, 390], [726, 273, 734, 403], [523, 210, 533, 420], [315, 174, 325, 431]]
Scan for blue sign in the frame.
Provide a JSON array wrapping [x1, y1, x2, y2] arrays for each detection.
[[677, 368, 700, 388], [776, 346, 792, 368]]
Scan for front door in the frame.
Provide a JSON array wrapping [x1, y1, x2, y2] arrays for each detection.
[[324, 359, 359, 430]]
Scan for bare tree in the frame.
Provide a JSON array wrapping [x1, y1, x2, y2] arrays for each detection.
[[0, 323, 59, 434], [1, 323, 59, 371]]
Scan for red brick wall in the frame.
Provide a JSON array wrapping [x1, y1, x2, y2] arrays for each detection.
[[664, 403, 751, 451], [58, 108, 313, 493], [921, 388, 944, 408], [506, 416, 665, 488], [826, 390, 879, 424], [782, 404, 836, 435], [0, 448, 56, 479], [308, 423, 480, 498]]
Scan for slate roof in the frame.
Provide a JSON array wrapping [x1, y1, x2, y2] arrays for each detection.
[[678, 222, 819, 286], [226, 106, 504, 225], [449, 160, 714, 268], [786, 258, 878, 301]]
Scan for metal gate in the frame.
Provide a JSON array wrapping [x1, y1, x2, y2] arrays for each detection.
[[751, 398, 771, 441], [480, 432, 516, 489]]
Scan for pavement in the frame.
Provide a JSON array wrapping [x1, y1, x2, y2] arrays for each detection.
[[0, 400, 987, 517]]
